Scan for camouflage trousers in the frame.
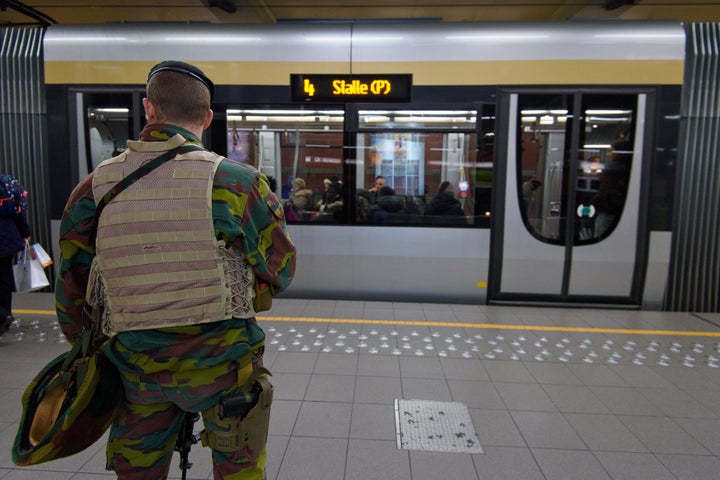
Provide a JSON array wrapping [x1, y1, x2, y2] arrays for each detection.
[[105, 323, 267, 480]]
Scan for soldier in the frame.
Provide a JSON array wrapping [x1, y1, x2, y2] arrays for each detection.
[[55, 61, 296, 479]]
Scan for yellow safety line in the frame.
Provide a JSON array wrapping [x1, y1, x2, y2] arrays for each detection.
[[16, 309, 720, 337], [14, 309, 55, 315]]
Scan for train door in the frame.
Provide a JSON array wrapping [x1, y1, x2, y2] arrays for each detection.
[[73, 91, 145, 179], [490, 91, 651, 305]]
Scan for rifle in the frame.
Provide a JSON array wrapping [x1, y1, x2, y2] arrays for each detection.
[[175, 412, 200, 480]]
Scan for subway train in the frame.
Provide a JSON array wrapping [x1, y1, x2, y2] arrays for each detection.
[[42, 21, 685, 308]]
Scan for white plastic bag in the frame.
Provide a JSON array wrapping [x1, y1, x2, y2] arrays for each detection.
[[30, 243, 53, 268], [13, 243, 50, 293]]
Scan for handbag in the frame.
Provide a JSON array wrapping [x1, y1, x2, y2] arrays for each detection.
[[13, 242, 50, 293]]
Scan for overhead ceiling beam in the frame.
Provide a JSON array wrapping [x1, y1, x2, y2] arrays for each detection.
[[604, 0, 635, 10]]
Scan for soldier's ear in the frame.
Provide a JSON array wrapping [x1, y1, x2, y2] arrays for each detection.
[[202, 109, 214, 130]]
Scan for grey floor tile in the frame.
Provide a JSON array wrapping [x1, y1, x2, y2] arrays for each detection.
[[564, 413, 647, 452], [511, 411, 586, 449], [67, 474, 118, 480], [2, 471, 74, 480], [330, 308, 365, 320], [0, 389, 23, 423], [656, 453, 720, 480], [495, 383, 557, 411], [471, 446, 544, 480], [269, 400, 302, 436], [674, 417, 720, 455], [271, 373, 310, 401], [345, 439, 411, 480], [401, 378, 452, 402], [469, 409, 526, 447], [409, 450, 478, 480], [448, 380, 505, 410], [350, 403, 397, 441], [312, 353, 358, 375], [525, 362, 583, 385], [566, 364, 628, 386], [304, 374, 356, 402], [399, 356, 445, 379], [439, 357, 489, 381], [292, 401, 352, 438], [362, 308, 395, 320], [609, 365, 675, 388], [619, 416, 710, 454], [271, 352, 317, 374], [591, 386, 663, 416], [532, 448, 612, 480], [483, 360, 536, 383], [276, 437, 348, 480], [543, 384, 611, 414], [594, 451, 676, 480], [639, 387, 716, 418], [266, 435, 289, 480], [357, 354, 400, 377], [354, 376, 403, 404], [650, 366, 720, 390], [685, 388, 720, 416]]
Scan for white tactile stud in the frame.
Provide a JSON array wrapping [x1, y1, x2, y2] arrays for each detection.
[[394, 399, 483, 453]]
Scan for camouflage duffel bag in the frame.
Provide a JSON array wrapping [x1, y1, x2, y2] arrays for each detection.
[[12, 331, 122, 466]]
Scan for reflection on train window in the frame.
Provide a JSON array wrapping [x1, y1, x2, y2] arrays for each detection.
[[356, 109, 490, 226], [226, 108, 346, 223], [517, 94, 635, 244], [86, 106, 132, 171]]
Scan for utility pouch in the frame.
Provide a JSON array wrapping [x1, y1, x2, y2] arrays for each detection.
[[201, 369, 273, 454], [254, 281, 272, 313]]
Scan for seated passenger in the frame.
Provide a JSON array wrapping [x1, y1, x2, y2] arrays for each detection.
[[318, 181, 342, 214], [368, 186, 405, 224], [366, 175, 385, 204], [425, 181, 464, 217], [315, 178, 333, 210], [288, 177, 313, 211]]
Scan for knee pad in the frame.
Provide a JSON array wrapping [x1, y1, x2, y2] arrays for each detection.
[[201, 368, 273, 454]]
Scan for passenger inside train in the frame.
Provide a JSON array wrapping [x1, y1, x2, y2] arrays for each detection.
[[592, 139, 633, 237]]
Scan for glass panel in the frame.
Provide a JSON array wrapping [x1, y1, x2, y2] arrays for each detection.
[[227, 108, 345, 223], [359, 110, 477, 130], [85, 93, 135, 171], [517, 94, 571, 243], [517, 94, 636, 244], [576, 94, 635, 242], [355, 128, 479, 226]]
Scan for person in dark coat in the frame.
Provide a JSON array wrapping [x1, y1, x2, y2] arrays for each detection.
[[369, 186, 405, 224], [425, 180, 464, 217], [0, 174, 31, 334]]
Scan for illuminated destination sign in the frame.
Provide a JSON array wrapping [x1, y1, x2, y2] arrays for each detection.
[[290, 74, 412, 102]]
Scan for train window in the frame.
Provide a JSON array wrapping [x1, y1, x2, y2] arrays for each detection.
[[517, 93, 635, 244], [226, 108, 345, 223], [355, 109, 485, 226], [84, 92, 138, 173]]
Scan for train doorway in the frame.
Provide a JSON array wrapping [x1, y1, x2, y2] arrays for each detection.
[[489, 90, 652, 306]]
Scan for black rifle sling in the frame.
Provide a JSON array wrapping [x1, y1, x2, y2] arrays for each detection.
[[94, 144, 204, 223]]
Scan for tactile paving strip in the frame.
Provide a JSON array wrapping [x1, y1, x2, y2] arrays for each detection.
[[394, 399, 483, 453], [264, 325, 720, 367]]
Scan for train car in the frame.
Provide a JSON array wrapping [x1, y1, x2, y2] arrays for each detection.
[[42, 21, 684, 308]]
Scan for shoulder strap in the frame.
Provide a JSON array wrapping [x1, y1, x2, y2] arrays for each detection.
[[95, 144, 204, 223]]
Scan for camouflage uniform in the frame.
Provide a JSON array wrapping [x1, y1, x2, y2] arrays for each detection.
[[56, 124, 296, 480]]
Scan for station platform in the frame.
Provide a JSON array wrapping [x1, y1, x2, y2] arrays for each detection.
[[1, 292, 720, 480]]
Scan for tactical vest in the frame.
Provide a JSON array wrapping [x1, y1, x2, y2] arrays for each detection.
[[88, 143, 255, 335]]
